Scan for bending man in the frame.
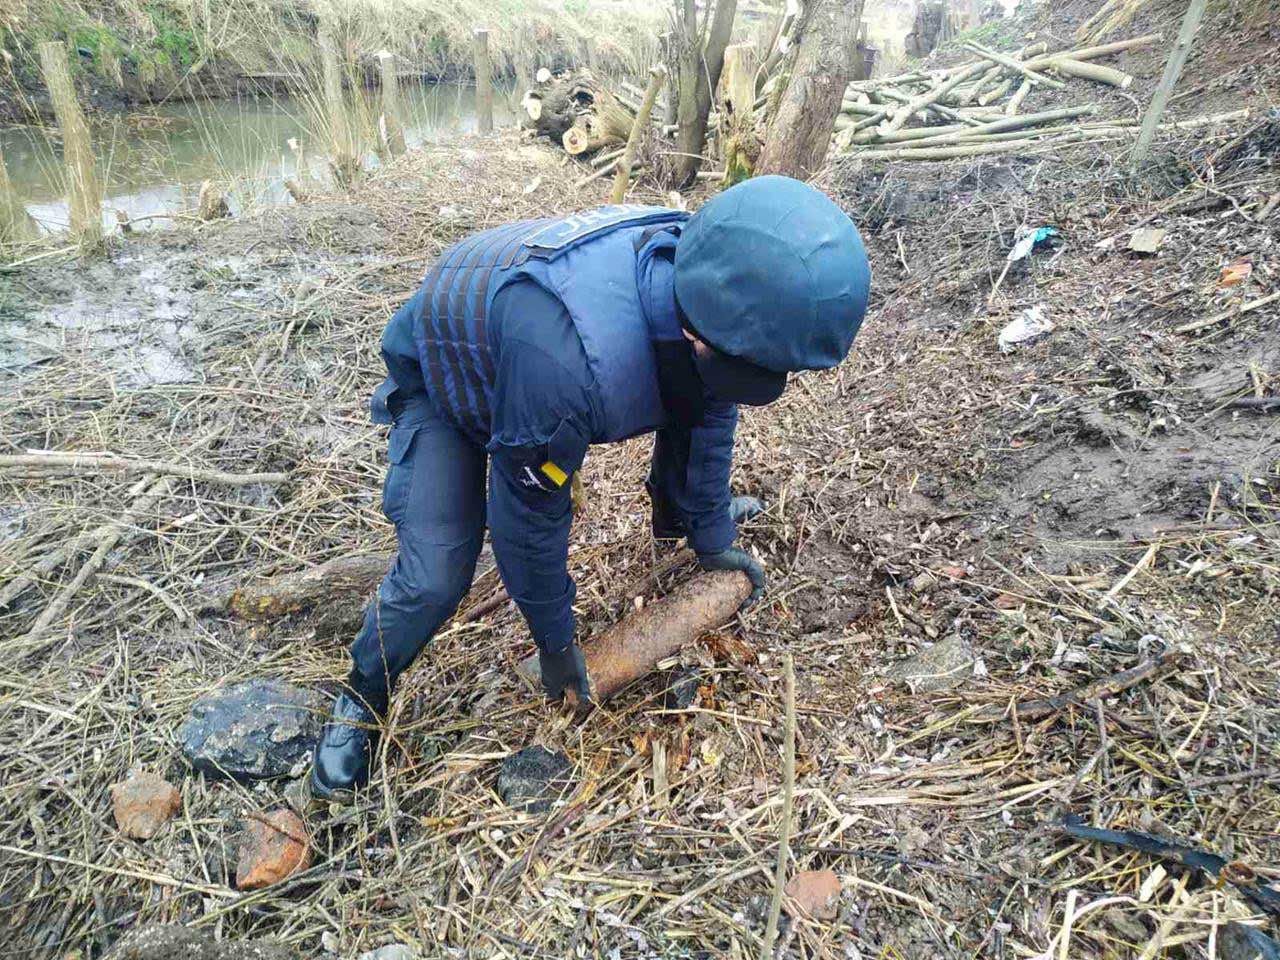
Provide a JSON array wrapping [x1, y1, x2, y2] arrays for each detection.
[[312, 175, 871, 798]]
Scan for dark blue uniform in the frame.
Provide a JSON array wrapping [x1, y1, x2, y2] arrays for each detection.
[[314, 179, 872, 799], [350, 213, 737, 699]]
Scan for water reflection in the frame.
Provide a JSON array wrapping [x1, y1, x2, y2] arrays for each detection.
[[3, 82, 515, 232]]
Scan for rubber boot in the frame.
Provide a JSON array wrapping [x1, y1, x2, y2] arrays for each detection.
[[310, 681, 386, 800]]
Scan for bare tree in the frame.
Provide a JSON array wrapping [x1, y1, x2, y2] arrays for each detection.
[[758, 0, 864, 180], [669, 0, 739, 186]]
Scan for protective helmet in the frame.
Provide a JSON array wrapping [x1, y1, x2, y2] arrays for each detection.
[[674, 175, 871, 373]]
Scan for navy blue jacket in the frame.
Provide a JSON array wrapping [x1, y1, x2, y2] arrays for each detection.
[[378, 209, 737, 653]]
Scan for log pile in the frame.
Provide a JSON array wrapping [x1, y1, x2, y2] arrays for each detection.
[[522, 70, 648, 157], [834, 32, 1162, 160], [517, 30, 1203, 184]]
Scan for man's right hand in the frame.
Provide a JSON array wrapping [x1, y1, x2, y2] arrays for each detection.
[[697, 547, 766, 609], [539, 643, 592, 704]]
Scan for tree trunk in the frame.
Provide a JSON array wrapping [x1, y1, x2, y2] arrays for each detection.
[[672, 0, 739, 186], [758, 0, 863, 179]]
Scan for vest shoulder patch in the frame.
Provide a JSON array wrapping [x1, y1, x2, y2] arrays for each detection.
[[523, 206, 688, 255]]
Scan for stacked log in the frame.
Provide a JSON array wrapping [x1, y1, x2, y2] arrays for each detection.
[[522, 71, 636, 156], [834, 32, 1160, 160]]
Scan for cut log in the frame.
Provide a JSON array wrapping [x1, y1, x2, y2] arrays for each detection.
[[1048, 57, 1134, 88], [847, 137, 1044, 161], [196, 180, 231, 221], [529, 71, 634, 151], [963, 41, 1068, 90], [881, 61, 988, 134], [960, 65, 1003, 106], [516, 570, 751, 702], [217, 553, 394, 623], [1022, 34, 1160, 71], [1006, 79, 1032, 115], [563, 121, 614, 156], [977, 78, 1014, 107], [1081, 0, 1153, 44]]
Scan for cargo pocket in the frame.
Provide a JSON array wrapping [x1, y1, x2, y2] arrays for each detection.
[[381, 426, 420, 527]]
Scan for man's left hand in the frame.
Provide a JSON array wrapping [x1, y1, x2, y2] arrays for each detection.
[[697, 547, 766, 609]]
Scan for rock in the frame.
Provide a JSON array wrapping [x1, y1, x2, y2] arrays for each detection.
[[1219, 922, 1280, 960], [937, 565, 968, 580], [110, 771, 182, 840], [496, 746, 574, 813], [909, 571, 937, 593], [105, 924, 296, 960], [1102, 908, 1147, 943], [356, 947, 418, 960], [1127, 228, 1167, 255], [784, 868, 842, 921], [234, 809, 312, 890], [180, 679, 322, 781], [886, 634, 975, 693], [663, 666, 702, 710]]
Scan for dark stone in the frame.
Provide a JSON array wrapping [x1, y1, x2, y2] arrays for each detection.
[[179, 679, 322, 781], [1219, 922, 1280, 960], [496, 746, 574, 813], [106, 924, 296, 960], [663, 667, 702, 710]]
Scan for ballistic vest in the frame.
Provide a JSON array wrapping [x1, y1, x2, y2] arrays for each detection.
[[411, 205, 690, 444]]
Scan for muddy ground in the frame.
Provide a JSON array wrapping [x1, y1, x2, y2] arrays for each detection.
[[1, 3, 1278, 958]]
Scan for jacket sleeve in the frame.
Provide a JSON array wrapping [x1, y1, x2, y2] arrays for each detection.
[[655, 399, 740, 555]]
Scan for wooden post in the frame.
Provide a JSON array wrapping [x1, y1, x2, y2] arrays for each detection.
[[610, 65, 666, 204], [318, 19, 357, 185], [0, 147, 35, 247], [719, 44, 758, 184], [376, 49, 407, 157], [37, 41, 102, 249], [473, 27, 493, 134], [1131, 0, 1208, 168]]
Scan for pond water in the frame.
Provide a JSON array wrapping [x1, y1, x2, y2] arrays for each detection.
[[2, 82, 515, 233]]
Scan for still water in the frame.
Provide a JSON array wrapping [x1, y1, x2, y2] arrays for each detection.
[[2, 82, 515, 232]]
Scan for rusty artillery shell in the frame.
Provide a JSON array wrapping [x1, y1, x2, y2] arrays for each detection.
[[516, 570, 752, 702]]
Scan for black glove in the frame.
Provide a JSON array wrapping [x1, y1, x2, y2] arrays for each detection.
[[697, 547, 766, 609], [539, 643, 592, 704], [729, 496, 765, 525]]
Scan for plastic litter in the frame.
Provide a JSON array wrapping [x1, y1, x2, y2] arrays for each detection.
[[998, 305, 1054, 353], [1007, 225, 1057, 262]]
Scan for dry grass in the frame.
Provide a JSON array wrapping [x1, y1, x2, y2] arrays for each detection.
[[1, 85, 1279, 960]]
